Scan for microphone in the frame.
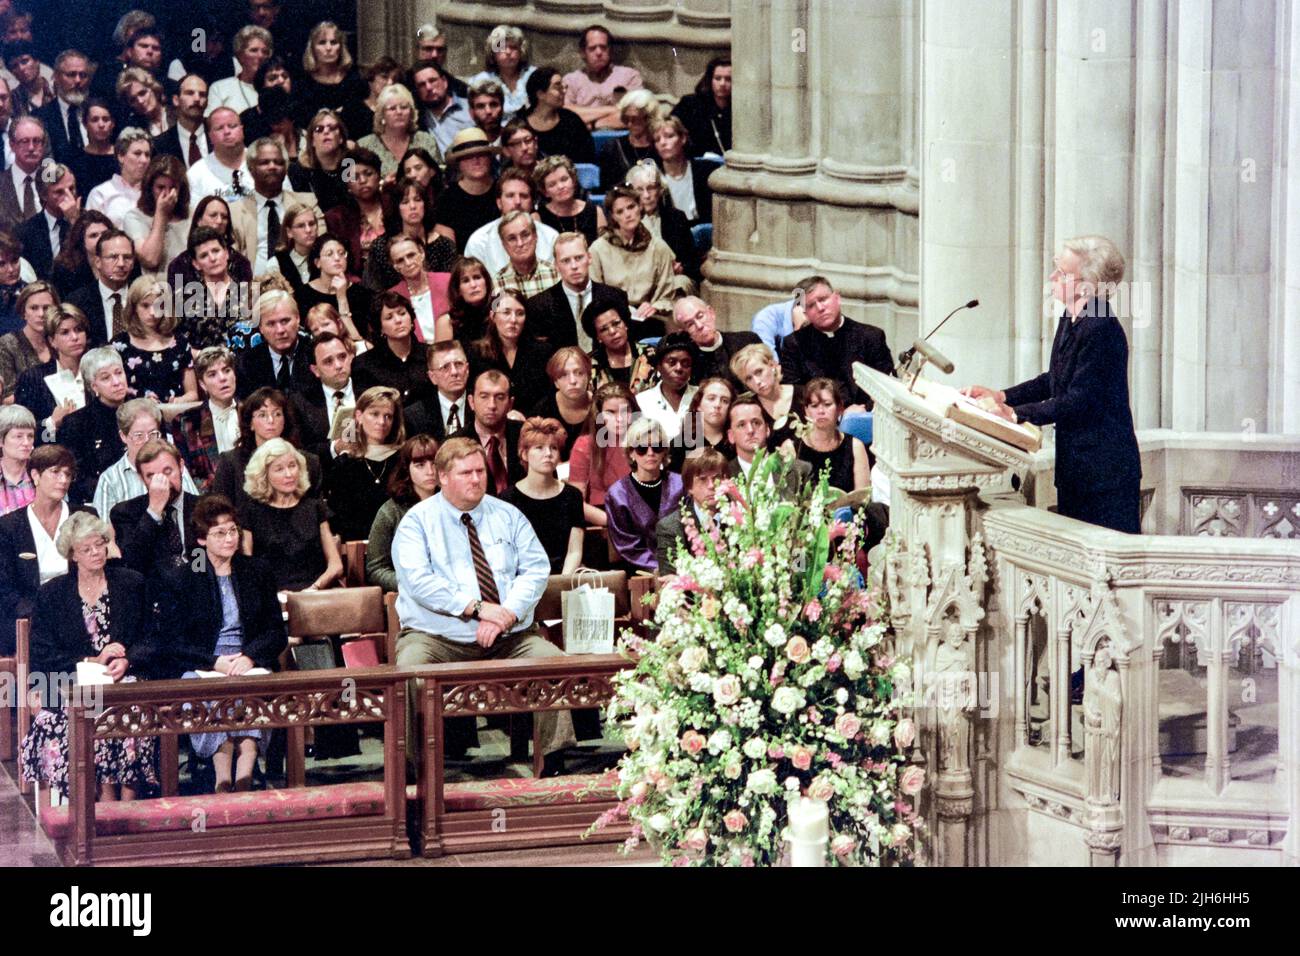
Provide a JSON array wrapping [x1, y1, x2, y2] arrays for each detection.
[[911, 339, 955, 375], [898, 299, 980, 368]]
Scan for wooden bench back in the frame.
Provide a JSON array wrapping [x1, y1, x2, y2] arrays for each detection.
[[286, 586, 386, 638]]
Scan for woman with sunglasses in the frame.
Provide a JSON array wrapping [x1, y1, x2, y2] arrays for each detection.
[[604, 416, 683, 574], [290, 109, 352, 214]]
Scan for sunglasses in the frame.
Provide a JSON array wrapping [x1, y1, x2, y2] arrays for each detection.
[[632, 445, 666, 456]]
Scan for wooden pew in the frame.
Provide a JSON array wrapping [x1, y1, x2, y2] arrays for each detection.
[[0, 646, 13, 762], [411, 654, 634, 858], [42, 667, 412, 867]]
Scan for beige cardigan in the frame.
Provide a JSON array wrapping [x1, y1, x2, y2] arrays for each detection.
[[587, 228, 677, 317]]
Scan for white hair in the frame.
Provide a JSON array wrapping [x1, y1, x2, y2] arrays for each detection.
[[1061, 235, 1126, 290], [79, 346, 124, 384]]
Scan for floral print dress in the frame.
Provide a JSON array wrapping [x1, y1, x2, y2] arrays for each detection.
[[19, 591, 160, 798], [112, 331, 193, 403]]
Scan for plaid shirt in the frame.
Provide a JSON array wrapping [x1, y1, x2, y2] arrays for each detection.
[[494, 260, 559, 301], [169, 404, 221, 491]]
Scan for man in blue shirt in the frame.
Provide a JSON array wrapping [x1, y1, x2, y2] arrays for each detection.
[[393, 436, 575, 765]]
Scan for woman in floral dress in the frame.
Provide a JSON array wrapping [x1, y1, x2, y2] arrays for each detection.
[[112, 275, 197, 404]]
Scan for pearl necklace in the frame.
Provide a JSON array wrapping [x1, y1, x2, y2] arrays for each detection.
[[631, 474, 663, 489]]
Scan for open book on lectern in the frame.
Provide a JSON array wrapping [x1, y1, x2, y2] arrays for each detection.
[[908, 377, 1043, 452]]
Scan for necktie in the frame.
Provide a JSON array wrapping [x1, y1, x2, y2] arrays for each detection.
[[187, 130, 201, 167], [266, 200, 280, 249], [110, 292, 124, 338], [66, 105, 83, 151], [485, 435, 506, 494], [460, 512, 500, 604], [55, 218, 68, 254], [275, 355, 292, 390], [164, 502, 184, 565], [21, 174, 35, 219], [332, 389, 345, 417], [231, 169, 245, 197], [446, 402, 460, 433], [574, 290, 585, 324]]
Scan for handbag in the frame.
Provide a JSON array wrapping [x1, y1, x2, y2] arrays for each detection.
[[560, 568, 616, 655]]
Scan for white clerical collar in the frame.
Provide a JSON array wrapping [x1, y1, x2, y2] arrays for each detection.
[[819, 317, 844, 338], [699, 333, 723, 353]]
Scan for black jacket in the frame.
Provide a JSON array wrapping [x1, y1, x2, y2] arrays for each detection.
[[654, 156, 716, 225], [56, 399, 124, 505], [0, 503, 94, 655], [1003, 299, 1141, 493], [452, 420, 526, 491], [235, 336, 317, 399], [17, 210, 59, 279], [693, 330, 761, 387], [29, 564, 150, 683], [65, 282, 124, 347], [151, 125, 204, 167], [404, 391, 474, 442], [779, 316, 894, 410], [110, 491, 201, 580], [525, 280, 629, 350], [152, 555, 287, 679]]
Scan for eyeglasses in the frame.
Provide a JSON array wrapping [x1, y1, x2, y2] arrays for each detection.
[[313, 123, 341, 134], [632, 445, 665, 456], [252, 409, 284, 421], [205, 527, 240, 539], [127, 429, 162, 442]]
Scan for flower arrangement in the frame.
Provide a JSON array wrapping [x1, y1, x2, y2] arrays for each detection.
[[594, 452, 922, 866]]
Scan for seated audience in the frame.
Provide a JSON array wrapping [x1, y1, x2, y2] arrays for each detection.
[[386, 236, 452, 344], [563, 25, 643, 129], [731, 342, 800, 443], [123, 155, 191, 276], [65, 228, 137, 347], [150, 73, 209, 168], [464, 166, 559, 276], [303, 302, 365, 354], [19, 163, 79, 279], [467, 78, 506, 145], [115, 68, 169, 137], [568, 381, 634, 526], [50, 213, 113, 298], [726, 392, 812, 490], [522, 67, 595, 165], [469, 286, 553, 415], [0, 404, 35, 515], [110, 438, 200, 578], [778, 274, 894, 410], [291, 331, 358, 455], [365, 434, 440, 592], [635, 331, 698, 446], [266, 202, 320, 294], [239, 436, 342, 592], [397, 147, 445, 211], [322, 385, 405, 542], [162, 493, 287, 792], [207, 25, 272, 116], [360, 56, 402, 142], [585, 299, 655, 391], [797, 378, 871, 492], [435, 255, 493, 344], [295, 233, 372, 344], [530, 346, 592, 458], [358, 83, 441, 180], [433, 128, 501, 251], [411, 60, 471, 159], [58, 348, 130, 502], [0, 282, 57, 402], [4, 40, 53, 117], [323, 147, 386, 282], [112, 276, 197, 404], [685, 376, 736, 460], [605, 417, 683, 574], [170, 345, 240, 489], [676, 295, 760, 386], [230, 136, 323, 277], [493, 211, 559, 299], [626, 161, 700, 285], [536, 156, 606, 246], [363, 176, 456, 292], [20, 511, 155, 801], [296, 22, 369, 140], [65, 99, 119, 196], [238, 289, 317, 397], [670, 56, 731, 158], [0, 234, 23, 334], [498, 121, 540, 180], [165, 195, 255, 296], [403, 339, 472, 441], [655, 447, 728, 575], [529, 233, 632, 351], [186, 107, 256, 206], [651, 116, 714, 225], [454, 369, 524, 495], [467, 25, 536, 121], [14, 303, 88, 438], [178, 226, 249, 351], [85, 127, 152, 228], [354, 292, 431, 406], [212, 387, 322, 510], [751, 285, 809, 356], [588, 185, 676, 321], [391, 435, 575, 774], [291, 109, 351, 214], [502, 417, 584, 574], [601, 90, 660, 187], [93, 397, 199, 518], [238, 66, 300, 151]]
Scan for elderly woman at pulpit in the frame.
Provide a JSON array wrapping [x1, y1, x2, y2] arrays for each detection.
[[962, 235, 1141, 533]]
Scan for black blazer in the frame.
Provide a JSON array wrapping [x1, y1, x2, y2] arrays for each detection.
[[657, 206, 701, 281], [288, 384, 356, 463], [15, 359, 84, 434], [34, 100, 82, 163], [693, 330, 761, 388], [452, 419, 526, 490], [57, 398, 125, 505], [654, 156, 716, 225], [525, 281, 629, 350], [151, 125, 206, 168], [110, 491, 201, 580], [65, 283, 119, 347], [152, 555, 287, 679], [404, 391, 473, 442], [1003, 299, 1142, 494], [235, 336, 317, 400], [29, 564, 149, 684], [18, 211, 58, 279], [779, 316, 894, 410], [0, 503, 92, 655], [468, 337, 555, 417]]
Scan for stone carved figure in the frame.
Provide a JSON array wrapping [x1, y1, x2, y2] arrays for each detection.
[[933, 609, 974, 774], [1084, 641, 1122, 804]]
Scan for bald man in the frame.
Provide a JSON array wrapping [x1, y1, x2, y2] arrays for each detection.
[[673, 296, 760, 387]]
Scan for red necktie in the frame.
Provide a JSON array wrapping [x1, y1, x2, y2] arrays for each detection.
[[486, 435, 506, 494], [187, 131, 201, 167]]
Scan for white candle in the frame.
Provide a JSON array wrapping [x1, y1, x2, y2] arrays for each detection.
[[787, 797, 829, 866]]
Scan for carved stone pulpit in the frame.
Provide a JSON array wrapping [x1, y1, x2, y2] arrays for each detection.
[[855, 364, 1033, 867]]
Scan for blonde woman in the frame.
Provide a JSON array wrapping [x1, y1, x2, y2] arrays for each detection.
[[240, 437, 342, 592], [298, 22, 368, 138], [730, 342, 798, 430], [536, 155, 605, 244], [207, 25, 273, 115], [321, 386, 405, 542], [112, 276, 197, 404], [358, 83, 441, 180], [267, 202, 320, 293]]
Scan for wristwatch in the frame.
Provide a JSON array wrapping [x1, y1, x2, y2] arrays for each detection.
[[472, 599, 484, 619]]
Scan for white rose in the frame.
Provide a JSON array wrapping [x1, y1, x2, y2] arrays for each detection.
[[771, 686, 806, 715], [784, 776, 802, 791], [870, 721, 892, 746], [707, 729, 733, 753], [743, 737, 768, 760], [763, 623, 788, 648], [679, 646, 708, 673], [648, 813, 671, 833], [747, 655, 765, 671], [843, 650, 866, 680], [746, 768, 778, 794], [835, 688, 849, 705]]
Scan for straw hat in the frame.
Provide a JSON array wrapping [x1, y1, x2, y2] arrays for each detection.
[[444, 127, 499, 163]]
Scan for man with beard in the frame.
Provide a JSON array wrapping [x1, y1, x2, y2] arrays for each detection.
[[34, 50, 93, 162]]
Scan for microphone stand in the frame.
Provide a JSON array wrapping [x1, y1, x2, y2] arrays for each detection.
[[898, 299, 979, 370]]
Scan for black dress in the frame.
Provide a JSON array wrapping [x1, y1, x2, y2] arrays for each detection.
[[434, 183, 499, 252], [111, 331, 192, 403], [670, 94, 731, 157], [67, 151, 119, 196], [528, 110, 596, 164], [289, 162, 350, 213], [293, 283, 376, 340], [469, 337, 555, 419], [527, 392, 588, 459], [211, 446, 323, 511], [294, 70, 371, 144], [321, 453, 399, 543], [238, 497, 330, 591], [352, 339, 431, 407], [500, 483, 585, 574], [797, 435, 857, 492], [539, 203, 600, 245]]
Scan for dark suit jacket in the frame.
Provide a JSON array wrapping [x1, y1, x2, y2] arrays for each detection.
[[34, 99, 82, 163], [110, 491, 201, 581], [726, 454, 812, 498], [14, 359, 77, 433], [0, 167, 28, 232], [18, 211, 59, 279], [151, 125, 206, 167], [452, 420, 525, 492], [654, 156, 716, 225], [152, 555, 287, 679], [235, 337, 317, 399], [654, 494, 697, 575], [288, 384, 359, 462], [0, 503, 95, 655], [65, 282, 124, 347], [693, 329, 762, 387], [1003, 299, 1142, 495], [57, 399, 125, 505], [779, 316, 894, 409], [525, 280, 629, 349], [403, 391, 473, 443], [29, 564, 150, 682]]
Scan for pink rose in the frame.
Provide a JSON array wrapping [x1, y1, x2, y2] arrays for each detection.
[[827, 752, 843, 769], [743, 548, 763, 569], [835, 713, 862, 738], [767, 743, 785, 759], [899, 765, 925, 796], [823, 565, 843, 584], [790, 745, 813, 771], [893, 718, 916, 749], [785, 635, 811, 664], [681, 828, 708, 852], [807, 775, 836, 802], [825, 652, 842, 673], [681, 730, 706, 755], [723, 810, 748, 833], [713, 674, 742, 705], [831, 834, 857, 859], [803, 599, 823, 622]]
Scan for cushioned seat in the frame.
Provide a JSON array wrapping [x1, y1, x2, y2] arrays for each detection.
[[39, 781, 386, 840], [442, 770, 618, 811]]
